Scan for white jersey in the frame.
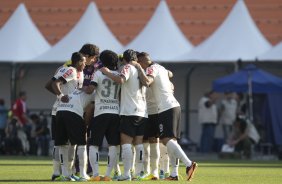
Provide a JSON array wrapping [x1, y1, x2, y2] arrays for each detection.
[[146, 86, 158, 115], [219, 98, 237, 125], [92, 70, 121, 117], [119, 64, 147, 117], [51, 66, 84, 115], [57, 89, 93, 118], [146, 63, 180, 113], [54, 66, 84, 95]]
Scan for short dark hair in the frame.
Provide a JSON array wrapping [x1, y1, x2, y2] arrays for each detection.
[[71, 52, 84, 66], [99, 50, 118, 70], [0, 99, 4, 105], [79, 43, 99, 57], [19, 91, 26, 97], [123, 49, 137, 63], [137, 52, 151, 61]]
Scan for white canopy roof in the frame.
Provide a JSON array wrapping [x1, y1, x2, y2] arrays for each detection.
[[174, 0, 271, 62], [124, 0, 193, 62], [32, 2, 123, 62], [0, 3, 50, 62], [258, 41, 282, 61]]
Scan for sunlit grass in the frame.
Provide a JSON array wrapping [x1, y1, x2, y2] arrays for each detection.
[[0, 156, 281, 184]]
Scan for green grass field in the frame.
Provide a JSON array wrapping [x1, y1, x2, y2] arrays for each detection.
[[0, 156, 281, 184]]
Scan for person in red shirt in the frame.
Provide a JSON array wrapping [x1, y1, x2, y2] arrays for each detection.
[[12, 91, 28, 126], [12, 91, 30, 154]]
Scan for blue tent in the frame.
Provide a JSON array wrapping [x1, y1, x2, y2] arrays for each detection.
[[212, 64, 282, 147], [212, 64, 282, 93]]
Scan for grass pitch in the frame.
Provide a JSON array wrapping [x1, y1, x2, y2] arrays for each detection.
[[0, 156, 281, 184]]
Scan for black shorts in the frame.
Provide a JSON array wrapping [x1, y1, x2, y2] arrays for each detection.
[[119, 115, 146, 138], [143, 114, 159, 140], [51, 115, 56, 140], [55, 111, 87, 146], [158, 107, 181, 139], [89, 113, 120, 147]]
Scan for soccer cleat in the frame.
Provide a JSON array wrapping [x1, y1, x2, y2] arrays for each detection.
[[159, 170, 165, 179], [89, 175, 102, 181], [165, 175, 179, 181], [55, 175, 75, 181], [70, 174, 81, 181], [51, 174, 61, 181], [76, 177, 89, 181], [186, 161, 198, 181], [139, 173, 158, 181], [112, 171, 121, 181], [102, 176, 112, 181], [117, 175, 131, 181]]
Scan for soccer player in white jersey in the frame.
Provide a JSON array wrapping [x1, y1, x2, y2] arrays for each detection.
[[45, 52, 85, 181], [56, 89, 93, 181], [140, 70, 174, 181], [84, 50, 121, 181], [136, 52, 197, 181], [100, 49, 147, 181]]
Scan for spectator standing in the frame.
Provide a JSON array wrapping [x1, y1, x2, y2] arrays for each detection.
[[11, 91, 30, 154], [0, 99, 8, 150], [198, 90, 218, 153], [219, 92, 237, 141]]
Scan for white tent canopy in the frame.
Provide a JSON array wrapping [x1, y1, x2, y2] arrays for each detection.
[[32, 2, 123, 62], [174, 0, 272, 62], [258, 41, 282, 61], [124, 0, 193, 62], [0, 3, 50, 62]]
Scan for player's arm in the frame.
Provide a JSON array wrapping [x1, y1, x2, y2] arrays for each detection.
[[168, 70, 173, 78], [84, 102, 94, 126], [45, 78, 57, 95], [100, 67, 125, 84], [51, 77, 69, 102]]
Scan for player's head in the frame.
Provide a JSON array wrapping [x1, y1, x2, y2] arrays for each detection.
[[71, 52, 86, 72], [137, 52, 152, 69], [79, 43, 100, 65], [19, 91, 27, 101], [123, 49, 137, 63], [99, 50, 118, 70]]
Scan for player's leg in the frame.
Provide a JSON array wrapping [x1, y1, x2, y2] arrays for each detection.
[[160, 107, 197, 181]]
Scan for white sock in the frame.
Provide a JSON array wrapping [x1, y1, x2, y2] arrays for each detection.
[[77, 145, 88, 178], [143, 143, 150, 174], [166, 139, 192, 167], [59, 145, 70, 177], [122, 144, 132, 177], [134, 144, 144, 176], [159, 143, 170, 174], [89, 145, 99, 177], [131, 145, 136, 174], [150, 143, 160, 177], [52, 146, 61, 176], [167, 146, 179, 177], [114, 145, 121, 175], [105, 146, 117, 177], [68, 145, 76, 175]]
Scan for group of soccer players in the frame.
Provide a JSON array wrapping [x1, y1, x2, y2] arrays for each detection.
[[45, 43, 197, 181]]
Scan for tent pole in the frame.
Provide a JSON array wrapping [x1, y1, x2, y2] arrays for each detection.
[[185, 65, 196, 140], [10, 62, 17, 105], [248, 71, 253, 123]]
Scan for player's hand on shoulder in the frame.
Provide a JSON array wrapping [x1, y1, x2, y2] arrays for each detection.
[[61, 95, 70, 103], [100, 67, 110, 74]]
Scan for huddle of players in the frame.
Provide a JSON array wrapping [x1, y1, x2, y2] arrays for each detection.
[[45, 43, 197, 182]]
